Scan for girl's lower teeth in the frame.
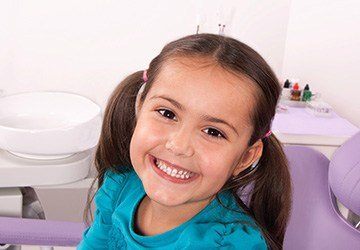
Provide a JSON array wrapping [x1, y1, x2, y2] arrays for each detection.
[[155, 160, 193, 180]]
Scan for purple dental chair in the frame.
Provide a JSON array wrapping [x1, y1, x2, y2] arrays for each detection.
[[0, 217, 85, 247], [1, 133, 359, 248], [284, 131, 360, 249]]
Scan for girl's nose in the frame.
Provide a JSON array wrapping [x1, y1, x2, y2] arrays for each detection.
[[165, 128, 195, 157]]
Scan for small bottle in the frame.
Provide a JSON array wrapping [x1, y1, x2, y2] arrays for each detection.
[[290, 83, 301, 101], [301, 84, 312, 102], [281, 79, 291, 100], [284, 79, 291, 88]]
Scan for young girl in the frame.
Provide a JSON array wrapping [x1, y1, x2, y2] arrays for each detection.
[[78, 33, 291, 249]]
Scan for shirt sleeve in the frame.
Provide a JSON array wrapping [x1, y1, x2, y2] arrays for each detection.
[[178, 221, 268, 250], [218, 222, 268, 250], [77, 169, 128, 250]]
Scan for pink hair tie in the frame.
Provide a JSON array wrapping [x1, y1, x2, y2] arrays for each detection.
[[263, 130, 272, 139], [142, 70, 148, 82]]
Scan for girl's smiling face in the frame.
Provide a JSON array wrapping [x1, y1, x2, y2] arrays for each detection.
[[130, 57, 263, 207]]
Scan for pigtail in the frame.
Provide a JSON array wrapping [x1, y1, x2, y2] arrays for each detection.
[[83, 71, 145, 226], [248, 134, 292, 249]]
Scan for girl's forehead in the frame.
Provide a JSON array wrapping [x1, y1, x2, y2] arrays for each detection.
[[156, 57, 255, 91], [160, 57, 254, 87], [147, 59, 256, 133]]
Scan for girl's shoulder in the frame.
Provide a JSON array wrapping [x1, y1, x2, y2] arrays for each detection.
[[94, 167, 137, 214], [102, 167, 136, 190], [215, 195, 268, 248], [179, 220, 267, 249], [215, 221, 267, 249], [178, 192, 268, 249]]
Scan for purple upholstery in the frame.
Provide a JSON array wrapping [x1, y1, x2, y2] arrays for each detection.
[[0, 216, 85, 246], [283, 145, 360, 249], [329, 131, 360, 215]]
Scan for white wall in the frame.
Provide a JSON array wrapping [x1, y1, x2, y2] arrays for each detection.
[[282, 0, 360, 126], [1, 0, 358, 126], [0, 0, 290, 109]]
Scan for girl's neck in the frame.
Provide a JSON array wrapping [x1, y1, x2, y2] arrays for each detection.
[[135, 195, 214, 236]]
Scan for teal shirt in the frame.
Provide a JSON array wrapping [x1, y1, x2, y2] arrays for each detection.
[[77, 168, 267, 249]]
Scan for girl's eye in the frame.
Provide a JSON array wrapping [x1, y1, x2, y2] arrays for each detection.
[[203, 128, 225, 140], [157, 109, 177, 120], [156, 109, 226, 140]]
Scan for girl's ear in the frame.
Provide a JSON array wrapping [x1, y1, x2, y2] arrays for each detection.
[[232, 139, 263, 176], [135, 97, 141, 118], [135, 83, 147, 117]]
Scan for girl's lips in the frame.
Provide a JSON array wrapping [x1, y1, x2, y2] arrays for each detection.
[[148, 154, 198, 184], [152, 155, 195, 174]]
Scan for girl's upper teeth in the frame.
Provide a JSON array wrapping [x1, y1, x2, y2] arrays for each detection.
[[155, 159, 194, 179]]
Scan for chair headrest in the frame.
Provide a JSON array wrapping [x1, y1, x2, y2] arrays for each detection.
[[329, 131, 360, 215]]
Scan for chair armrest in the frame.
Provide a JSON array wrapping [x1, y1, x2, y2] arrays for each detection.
[[0, 216, 86, 247]]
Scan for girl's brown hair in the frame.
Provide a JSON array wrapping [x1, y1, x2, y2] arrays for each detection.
[[84, 33, 291, 249]]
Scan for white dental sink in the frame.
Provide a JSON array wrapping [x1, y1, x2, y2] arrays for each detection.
[[0, 91, 102, 159]]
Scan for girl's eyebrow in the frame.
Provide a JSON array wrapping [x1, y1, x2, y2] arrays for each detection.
[[149, 94, 239, 136]]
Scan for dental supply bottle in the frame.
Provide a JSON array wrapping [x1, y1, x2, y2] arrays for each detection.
[[290, 83, 301, 101], [281, 79, 291, 100], [301, 84, 312, 102]]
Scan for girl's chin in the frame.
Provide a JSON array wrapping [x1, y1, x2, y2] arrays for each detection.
[[142, 180, 191, 206], [134, 155, 201, 206], [147, 193, 188, 207]]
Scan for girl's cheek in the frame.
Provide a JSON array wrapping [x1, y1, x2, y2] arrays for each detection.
[[198, 146, 233, 175], [136, 118, 167, 145]]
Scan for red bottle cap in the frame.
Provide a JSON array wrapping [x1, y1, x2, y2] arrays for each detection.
[[293, 83, 299, 90]]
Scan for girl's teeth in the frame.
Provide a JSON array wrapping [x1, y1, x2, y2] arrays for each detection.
[[166, 168, 172, 175], [155, 159, 194, 180], [171, 169, 177, 176]]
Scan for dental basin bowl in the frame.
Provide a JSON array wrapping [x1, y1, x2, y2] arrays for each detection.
[[0, 91, 102, 159]]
